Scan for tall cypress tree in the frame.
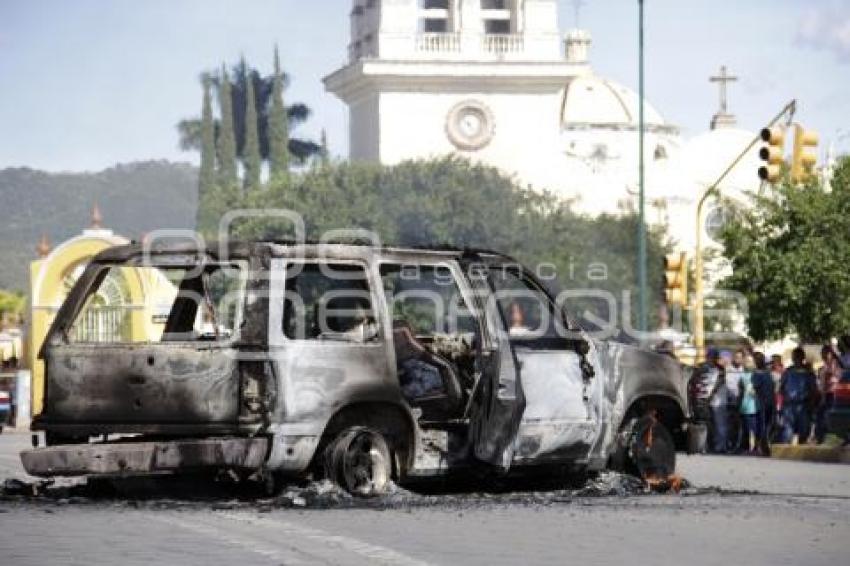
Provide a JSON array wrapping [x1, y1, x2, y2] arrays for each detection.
[[319, 129, 330, 168], [197, 75, 217, 231], [268, 46, 290, 182], [242, 60, 262, 192], [217, 64, 238, 189]]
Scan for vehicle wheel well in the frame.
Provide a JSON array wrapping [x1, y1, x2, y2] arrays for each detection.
[[315, 402, 415, 479], [623, 395, 687, 450]]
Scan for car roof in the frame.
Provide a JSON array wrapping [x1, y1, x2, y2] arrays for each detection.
[[91, 240, 515, 265]]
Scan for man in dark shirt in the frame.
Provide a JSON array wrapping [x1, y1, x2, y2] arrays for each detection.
[[779, 347, 818, 444], [689, 348, 728, 453], [751, 351, 775, 455]]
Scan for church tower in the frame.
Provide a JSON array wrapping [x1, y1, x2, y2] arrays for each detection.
[[324, 0, 586, 190]]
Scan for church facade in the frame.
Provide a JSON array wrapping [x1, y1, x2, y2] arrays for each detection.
[[324, 0, 762, 289], [325, 0, 573, 195], [325, 0, 691, 216]]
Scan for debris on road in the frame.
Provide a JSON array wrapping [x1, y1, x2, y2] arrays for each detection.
[[2, 478, 54, 497], [1, 469, 694, 510]]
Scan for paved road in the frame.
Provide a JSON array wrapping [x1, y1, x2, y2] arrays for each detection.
[[1, 430, 848, 566]]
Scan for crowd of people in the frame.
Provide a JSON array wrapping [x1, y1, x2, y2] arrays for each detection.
[[688, 335, 850, 455]]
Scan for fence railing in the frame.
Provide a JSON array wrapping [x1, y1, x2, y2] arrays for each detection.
[[416, 32, 462, 53], [483, 33, 524, 54]]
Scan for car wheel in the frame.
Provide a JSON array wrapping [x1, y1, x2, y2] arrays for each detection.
[[610, 415, 677, 480], [630, 415, 676, 479], [325, 426, 391, 498]]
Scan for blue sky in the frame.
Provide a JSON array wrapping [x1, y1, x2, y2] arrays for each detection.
[[1, 0, 848, 172]]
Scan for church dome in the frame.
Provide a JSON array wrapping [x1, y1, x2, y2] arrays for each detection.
[[651, 127, 760, 201], [561, 75, 677, 134]]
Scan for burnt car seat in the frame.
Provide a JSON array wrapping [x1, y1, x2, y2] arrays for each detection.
[[392, 320, 463, 420]]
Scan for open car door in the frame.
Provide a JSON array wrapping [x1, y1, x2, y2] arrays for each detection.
[[465, 264, 525, 471]]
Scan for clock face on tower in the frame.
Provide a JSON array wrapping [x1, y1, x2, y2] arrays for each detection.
[[445, 100, 495, 151]]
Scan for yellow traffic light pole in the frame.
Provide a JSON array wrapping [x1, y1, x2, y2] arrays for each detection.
[[790, 124, 819, 183], [693, 100, 797, 360], [664, 251, 688, 307], [759, 126, 786, 183]]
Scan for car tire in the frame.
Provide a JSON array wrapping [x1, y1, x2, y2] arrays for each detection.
[[631, 416, 676, 479], [610, 415, 677, 479], [324, 426, 392, 498]]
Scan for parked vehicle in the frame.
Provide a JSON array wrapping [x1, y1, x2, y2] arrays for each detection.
[[22, 242, 690, 496]]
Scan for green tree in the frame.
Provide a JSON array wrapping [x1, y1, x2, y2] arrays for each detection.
[[317, 129, 331, 168], [177, 60, 320, 165], [231, 157, 669, 334], [242, 59, 262, 193], [217, 65, 238, 188], [0, 289, 25, 323], [197, 75, 217, 230], [268, 46, 290, 181], [719, 157, 850, 342]]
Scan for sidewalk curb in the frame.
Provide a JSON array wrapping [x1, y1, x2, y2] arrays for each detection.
[[770, 444, 850, 464]]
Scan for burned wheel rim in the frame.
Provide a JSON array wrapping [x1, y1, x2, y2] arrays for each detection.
[[330, 427, 391, 497]]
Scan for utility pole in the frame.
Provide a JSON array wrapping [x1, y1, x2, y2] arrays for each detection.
[[637, 0, 647, 333]]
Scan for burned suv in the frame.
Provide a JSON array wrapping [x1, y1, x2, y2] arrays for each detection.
[[23, 242, 689, 495]]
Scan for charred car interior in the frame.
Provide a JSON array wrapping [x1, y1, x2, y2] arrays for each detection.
[[22, 242, 690, 496]]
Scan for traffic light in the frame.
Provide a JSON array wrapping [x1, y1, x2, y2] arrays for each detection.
[[663, 252, 688, 308], [758, 126, 785, 183], [790, 124, 819, 184]]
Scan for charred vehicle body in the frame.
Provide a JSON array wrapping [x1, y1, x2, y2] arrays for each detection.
[[22, 242, 689, 495]]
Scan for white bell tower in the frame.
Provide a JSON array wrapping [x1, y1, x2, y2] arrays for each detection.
[[325, 0, 587, 191]]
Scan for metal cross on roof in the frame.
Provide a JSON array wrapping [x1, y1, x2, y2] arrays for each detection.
[[709, 65, 738, 114], [571, 0, 586, 27]]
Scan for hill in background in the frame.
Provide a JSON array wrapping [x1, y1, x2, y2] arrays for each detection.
[[0, 161, 198, 291]]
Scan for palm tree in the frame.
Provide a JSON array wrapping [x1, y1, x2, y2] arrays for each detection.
[[177, 60, 321, 165]]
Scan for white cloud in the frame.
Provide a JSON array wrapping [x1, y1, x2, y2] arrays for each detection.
[[796, 0, 850, 63]]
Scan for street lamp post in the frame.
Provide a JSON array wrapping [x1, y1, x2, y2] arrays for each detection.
[[693, 185, 718, 358], [637, 0, 647, 333]]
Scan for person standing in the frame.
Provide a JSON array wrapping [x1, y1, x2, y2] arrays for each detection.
[[738, 355, 759, 453], [815, 345, 842, 444], [839, 335, 850, 370], [770, 354, 784, 388], [706, 349, 729, 453], [751, 352, 775, 455], [725, 349, 746, 452], [779, 347, 818, 444], [770, 354, 785, 441]]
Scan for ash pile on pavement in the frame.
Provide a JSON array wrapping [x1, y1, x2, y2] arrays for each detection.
[[266, 471, 672, 509], [574, 471, 650, 497], [2, 471, 692, 510]]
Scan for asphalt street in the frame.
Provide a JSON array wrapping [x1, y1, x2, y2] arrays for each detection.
[[1, 429, 848, 566]]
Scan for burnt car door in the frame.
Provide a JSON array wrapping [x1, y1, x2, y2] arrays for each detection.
[[38, 255, 247, 429], [485, 265, 604, 464], [463, 263, 525, 470]]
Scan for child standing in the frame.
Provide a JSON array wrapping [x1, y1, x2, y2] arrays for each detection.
[[738, 356, 759, 453]]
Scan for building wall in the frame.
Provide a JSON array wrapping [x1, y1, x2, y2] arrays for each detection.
[[349, 93, 381, 161], [377, 87, 565, 190]]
